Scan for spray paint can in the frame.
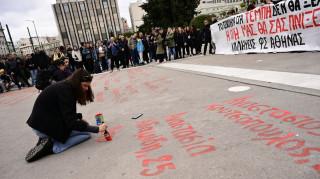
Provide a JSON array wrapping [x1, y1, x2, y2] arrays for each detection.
[[104, 130, 112, 141], [95, 113, 105, 125]]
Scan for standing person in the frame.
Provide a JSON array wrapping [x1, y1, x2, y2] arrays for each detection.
[[22, 55, 31, 84], [105, 40, 112, 71], [79, 42, 86, 68], [136, 36, 144, 65], [32, 47, 50, 70], [72, 45, 83, 70], [25, 69, 108, 162], [160, 29, 167, 61], [66, 44, 75, 71], [147, 33, 153, 63], [139, 32, 150, 64], [26, 54, 37, 86], [12, 53, 27, 87], [173, 27, 179, 59], [82, 43, 95, 73], [166, 27, 176, 61], [52, 47, 65, 61], [88, 43, 96, 73], [155, 30, 165, 63], [176, 27, 185, 59], [126, 36, 133, 66], [184, 26, 193, 56], [5, 54, 31, 89], [202, 19, 213, 55], [118, 35, 129, 69], [195, 27, 203, 55], [190, 25, 197, 55], [152, 29, 157, 62], [128, 33, 139, 67], [211, 16, 218, 54], [108, 37, 120, 73], [96, 41, 108, 71], [82, 43, 90, 71], [60, 46, 68, 57]]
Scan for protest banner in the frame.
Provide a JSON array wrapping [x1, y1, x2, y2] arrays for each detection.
[[211, 0, 320, 54]]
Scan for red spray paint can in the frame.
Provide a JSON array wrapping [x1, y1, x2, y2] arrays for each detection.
[[104, 130, 112, 141]]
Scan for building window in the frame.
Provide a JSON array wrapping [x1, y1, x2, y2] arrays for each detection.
[[76, 24, 82, 30], [112, 7, 117, 13], [61, 32, 68, 39], [103, 1, 108, 8], [64, 5, 69, 12], [80, 3, 85, 11]]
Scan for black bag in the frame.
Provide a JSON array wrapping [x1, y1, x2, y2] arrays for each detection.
[[35, 69, 53, 91], [94, 59, 102, 73]]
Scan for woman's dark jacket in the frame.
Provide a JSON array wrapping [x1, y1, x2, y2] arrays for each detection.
[[27, 81, 97, 143], [177, 33, 185, 46], [202, 24, 212, 40], [50, 66, 66, 82]]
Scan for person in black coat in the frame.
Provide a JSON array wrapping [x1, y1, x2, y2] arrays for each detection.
[[32, 47, 50, 70], [26, 54, 38, 85], [211, 16, 218, 54], [25, 69, 108, 162], [176, 27, 186, 59], [118, 35, 129, 68], [139, 32, 150, 64], [50, 59, 66, 82], [202, 19, 213, 55], [159, 29, 167, 61], [66, 44, 75, 72], [194, 28, 203, 55]]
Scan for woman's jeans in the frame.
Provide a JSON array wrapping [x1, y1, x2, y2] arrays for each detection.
[[33, 129, 91, 154], [168, 47, 176, 60], [99, 57, 108, 71], [30, 69, 37, 86], [130, 49, 139, 66], [138, 51, 143, 63]]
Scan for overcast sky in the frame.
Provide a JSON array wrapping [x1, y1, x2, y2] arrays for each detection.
[[0, 0, 139, 43]]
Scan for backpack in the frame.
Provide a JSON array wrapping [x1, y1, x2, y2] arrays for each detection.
[[35, 69, 53, 91]]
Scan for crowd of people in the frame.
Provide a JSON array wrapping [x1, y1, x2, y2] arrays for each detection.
[[0, 16, 219, 93]]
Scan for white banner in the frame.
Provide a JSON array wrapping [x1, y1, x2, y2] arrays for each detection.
[[211, 0, 320, 54]]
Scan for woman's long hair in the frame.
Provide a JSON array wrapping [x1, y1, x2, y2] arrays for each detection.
[[66, 69, 94, 105], [167, 27, 172, 35]]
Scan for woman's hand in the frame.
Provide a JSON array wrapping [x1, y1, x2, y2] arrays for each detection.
[[99, 123, 108, 132]]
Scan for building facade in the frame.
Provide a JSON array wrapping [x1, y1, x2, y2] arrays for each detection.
[[0, 23, 10, 57], [196, 0, 243, 16], [121, 17, 131, 33], [52, 0, 123, 46], [129, 0, 146, 32], [17, 37, 61, 57]]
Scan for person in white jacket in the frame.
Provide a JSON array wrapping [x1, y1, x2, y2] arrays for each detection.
[[72, 45, 83, 70]]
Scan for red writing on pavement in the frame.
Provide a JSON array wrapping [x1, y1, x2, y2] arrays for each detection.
[[204, 95, 320, 175]]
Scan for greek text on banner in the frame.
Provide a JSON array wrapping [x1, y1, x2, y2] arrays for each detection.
[[211, 0, 320, 54]]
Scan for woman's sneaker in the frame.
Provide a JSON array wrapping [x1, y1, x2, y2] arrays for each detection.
[[25, 138, 53, 162]]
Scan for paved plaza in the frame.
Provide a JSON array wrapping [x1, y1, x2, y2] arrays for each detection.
[[0, 52, 319, 179]]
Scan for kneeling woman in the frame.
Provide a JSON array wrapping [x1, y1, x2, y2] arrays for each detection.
[[25, 69, 107, 162]]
